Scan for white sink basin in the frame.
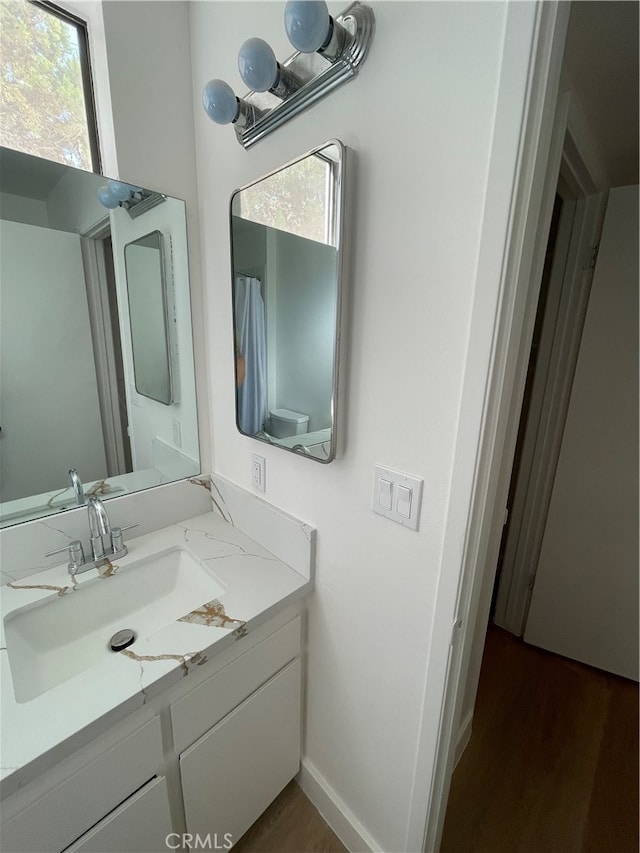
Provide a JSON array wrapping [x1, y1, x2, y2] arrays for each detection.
[[3, 546, 227, 703]]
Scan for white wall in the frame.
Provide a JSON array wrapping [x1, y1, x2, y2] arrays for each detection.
[[0, 191, 49, 227], [525, 184, 639, 679], [188, 3, 531, 849], [0, 220, 106, 500]]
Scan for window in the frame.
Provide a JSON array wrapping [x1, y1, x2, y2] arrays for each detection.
[[0, 0, 100, 171], [239, 152, 337, 246]]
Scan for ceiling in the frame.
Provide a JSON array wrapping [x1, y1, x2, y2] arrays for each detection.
[[562, 0, 639, 187], [0, 146, 68, 199]]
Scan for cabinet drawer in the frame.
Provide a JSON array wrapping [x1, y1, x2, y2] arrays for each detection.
[[1, 717, 163, 853], [64, 776, 173, 853], [180, 657, 301, 846], [171, 615, 300, 753]]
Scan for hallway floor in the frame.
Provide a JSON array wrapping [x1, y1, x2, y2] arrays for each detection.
[[441, 625, 639, 853]]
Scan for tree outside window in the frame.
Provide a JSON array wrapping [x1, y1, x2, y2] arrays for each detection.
[[239, 155, 334, 246], [0, 0, 97, 171]]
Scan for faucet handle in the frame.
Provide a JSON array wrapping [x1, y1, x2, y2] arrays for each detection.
[[45, 540, 85, 569], [111, 524, 138, 553], [45, 541, 78, 557], [111, 527, 124, 551]]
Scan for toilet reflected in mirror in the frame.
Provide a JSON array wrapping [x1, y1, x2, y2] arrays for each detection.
[[229, 140, 346, 462]]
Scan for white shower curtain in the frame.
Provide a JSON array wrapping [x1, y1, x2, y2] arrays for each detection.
[[235, 275, 267, 434]]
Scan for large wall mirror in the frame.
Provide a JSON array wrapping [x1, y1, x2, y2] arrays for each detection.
[[230, 140, 345, 463], [0, 147, 200, 527]]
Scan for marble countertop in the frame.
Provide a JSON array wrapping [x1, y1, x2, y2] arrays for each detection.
[[0, 509, 313, 800]]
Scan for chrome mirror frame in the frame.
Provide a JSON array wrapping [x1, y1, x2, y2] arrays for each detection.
[[124, 230, 174, 406], [228, 139, 347, 463]]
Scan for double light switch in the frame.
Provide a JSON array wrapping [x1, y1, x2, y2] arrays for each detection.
[[373, 465, 423, 530]]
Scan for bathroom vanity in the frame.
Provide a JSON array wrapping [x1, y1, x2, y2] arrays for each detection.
[[0, 118, 333, 851], [0, 135, 329, 852], [0, 477, 314, 852]]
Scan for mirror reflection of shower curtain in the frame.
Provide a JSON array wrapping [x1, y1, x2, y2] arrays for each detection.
[[235, 275, 267, 434]]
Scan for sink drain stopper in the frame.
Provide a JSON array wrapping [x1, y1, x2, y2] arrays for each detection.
[[109, 629, 136, 652]]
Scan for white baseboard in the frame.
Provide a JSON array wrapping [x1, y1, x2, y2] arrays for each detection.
[[454, 710, 473, 768], [296, 757, 383, 853]]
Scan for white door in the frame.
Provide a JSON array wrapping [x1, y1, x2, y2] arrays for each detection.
[[524, 185, 639, 680]]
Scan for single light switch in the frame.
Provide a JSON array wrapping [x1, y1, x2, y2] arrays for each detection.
[[378, 478, 393, 510], [397, 485, 412, 518]]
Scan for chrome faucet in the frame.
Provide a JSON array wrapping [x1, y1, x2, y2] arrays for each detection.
[[45, 498, 134, 576], [68, 468, 85, 506], [88, 497, 113, 561]]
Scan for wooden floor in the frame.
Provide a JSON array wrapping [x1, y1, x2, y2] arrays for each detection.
[[233, 780, 347, 853], [232, 628, 637, 853], [441, 625, 639, 853]]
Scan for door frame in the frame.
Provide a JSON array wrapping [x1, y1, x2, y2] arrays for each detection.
[[404, 3, 573, 851], [81, 218, 129, 477], [493, 152, 607, 635]]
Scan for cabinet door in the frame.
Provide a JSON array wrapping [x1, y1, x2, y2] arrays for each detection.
[[1, 717, 164, 853], [180, 658, 301, 847], [65, 776, 172, 853]]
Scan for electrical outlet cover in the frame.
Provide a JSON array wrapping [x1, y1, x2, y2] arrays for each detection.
[[252, 454, 266, 492]]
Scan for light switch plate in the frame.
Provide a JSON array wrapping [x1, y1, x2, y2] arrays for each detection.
[[373, 465, 423, 530]]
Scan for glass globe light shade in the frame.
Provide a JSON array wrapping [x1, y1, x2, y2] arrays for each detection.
[[202, 79, 239, 125], [106, 179, 134, 202], [238, 38, 278, 92], [97, 185, 120, 209], [284, 0, 331, 53]]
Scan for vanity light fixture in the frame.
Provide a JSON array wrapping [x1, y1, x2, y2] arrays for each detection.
[[97, 179, 166, 219], [202, 0, 375, 149]]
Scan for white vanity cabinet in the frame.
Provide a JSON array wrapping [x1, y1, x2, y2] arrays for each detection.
[[64, 776, 173, 853], [0, 607, 303, 853], [181, 660, 301, 845], [173, 615, 302, 847], [0, 717, 166, 853]]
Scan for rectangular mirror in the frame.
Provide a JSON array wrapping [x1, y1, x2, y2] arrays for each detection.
[[125, 230, 173, 405], [229, 140, 345, 462], [0, 147, 200, 527]]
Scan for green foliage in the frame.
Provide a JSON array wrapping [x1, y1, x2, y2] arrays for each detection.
[[0, 0, 92, 168], [241, 156, 331, 245]]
